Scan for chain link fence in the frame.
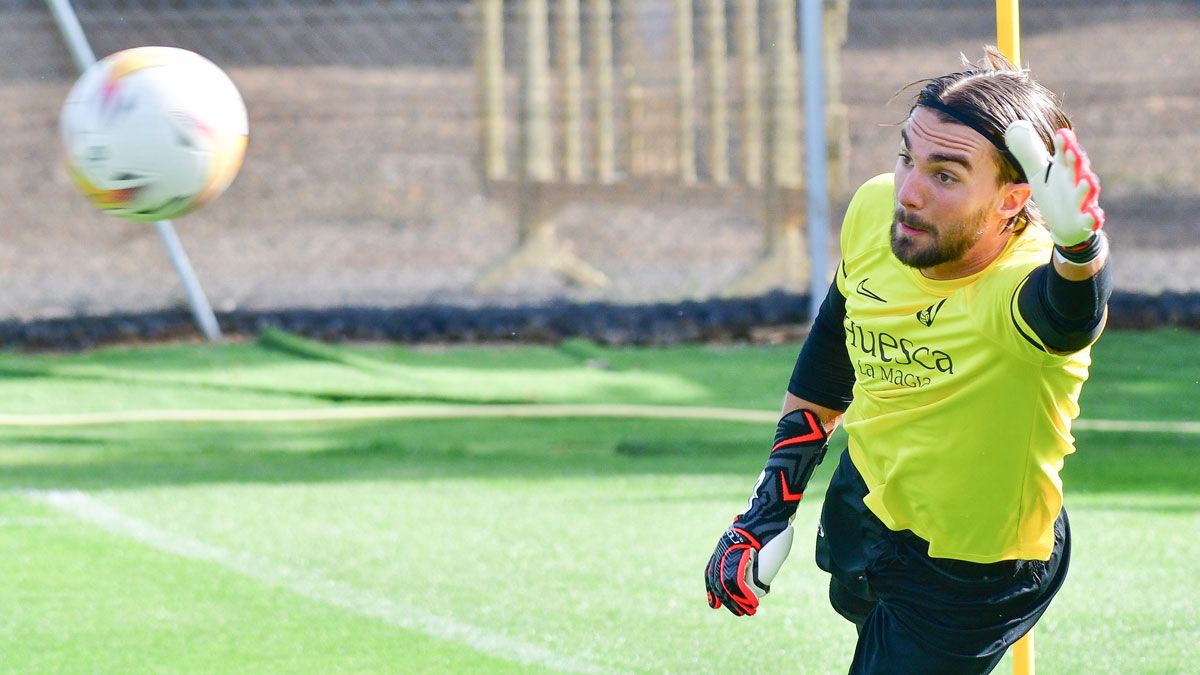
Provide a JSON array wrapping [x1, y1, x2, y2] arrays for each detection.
[[1, 0, 1198, 341]]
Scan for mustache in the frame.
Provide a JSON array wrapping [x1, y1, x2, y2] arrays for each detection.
[[893, 208, 936, 233]]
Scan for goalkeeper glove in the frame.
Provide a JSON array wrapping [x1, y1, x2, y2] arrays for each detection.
[[1005, 120, 1106, 262], [705, 409, 828, 616]]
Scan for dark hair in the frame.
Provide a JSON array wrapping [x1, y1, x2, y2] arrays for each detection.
[[904, 46, 1071, 229]]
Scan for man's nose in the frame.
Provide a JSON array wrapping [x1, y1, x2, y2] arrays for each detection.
[[896, 170, 924, 211]]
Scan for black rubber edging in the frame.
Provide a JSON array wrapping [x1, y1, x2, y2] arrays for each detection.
[[0, 290, 1195, 352]]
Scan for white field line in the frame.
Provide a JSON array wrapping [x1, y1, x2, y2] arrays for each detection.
[[0, 404, 1196, 434], [25, 489, 618, 675], [1072, 418, 1200, 434]]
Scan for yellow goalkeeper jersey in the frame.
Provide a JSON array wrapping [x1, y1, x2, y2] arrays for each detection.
[[836, 174, 1097, 563]]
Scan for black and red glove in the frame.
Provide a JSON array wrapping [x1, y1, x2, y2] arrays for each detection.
[[705, 408, 829, 616]]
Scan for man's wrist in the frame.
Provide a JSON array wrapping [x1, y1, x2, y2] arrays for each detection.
[[1054, 231, 1107, 266]]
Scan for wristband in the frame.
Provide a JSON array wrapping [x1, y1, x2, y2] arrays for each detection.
[[1053, 231, 1107, 266]]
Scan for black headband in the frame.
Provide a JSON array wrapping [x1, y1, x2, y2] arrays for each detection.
[[916, 97, 1027, 182]]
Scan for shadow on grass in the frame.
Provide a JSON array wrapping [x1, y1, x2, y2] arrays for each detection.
[[0, 420, 1196, 508], [0, 418, 772, 492], [1, 333, 715, 407]]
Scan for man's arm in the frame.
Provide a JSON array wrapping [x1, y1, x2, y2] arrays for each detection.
[[784, 392, 844, 434], [784, 280, 854, 429], [703, 282, 852, 616], [1006, 122, 1111, 353], [1018, 233, 1112, 353]]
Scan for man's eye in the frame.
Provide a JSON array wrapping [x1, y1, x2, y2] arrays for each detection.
[[897, 153, 912, 166], [937, 171, 957, 184]]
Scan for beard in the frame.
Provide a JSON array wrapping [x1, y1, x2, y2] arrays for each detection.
[[890, 207, 990, 269]]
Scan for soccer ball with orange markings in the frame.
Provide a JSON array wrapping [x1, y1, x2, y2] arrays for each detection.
[[60, 46, 248, 222]]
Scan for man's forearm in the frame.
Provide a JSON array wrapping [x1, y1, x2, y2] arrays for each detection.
[[1019, 233, 1112, 352]]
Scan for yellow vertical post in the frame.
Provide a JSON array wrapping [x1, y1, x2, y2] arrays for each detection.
[[725, 0, 806, 296], [1013, 629, 1034, 675], [589, 0, 617, 182], [476, 0, 506, 180], [997, 6, 1033, 674], [767, 0, 800, 188], [617, 0, 642, 176], [823, 0, 850, 199], [523, 0, 553, 182], [673, 0, 697, 182], [705, 0, 729, 183], [557, 0, 584, 181], [735, 0, 762, 185], [474, 0, 608, 292], [996, 0, 1021, 66]]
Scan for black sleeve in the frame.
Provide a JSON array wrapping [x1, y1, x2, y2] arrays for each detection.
[[787, 280, 855, 411], [1017, 257, 1113, 353]]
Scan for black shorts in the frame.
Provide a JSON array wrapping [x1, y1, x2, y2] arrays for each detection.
[[815, 449, 1071, 675]]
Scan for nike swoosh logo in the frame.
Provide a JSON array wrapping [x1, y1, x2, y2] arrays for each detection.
[[855, 278, 887, 303]]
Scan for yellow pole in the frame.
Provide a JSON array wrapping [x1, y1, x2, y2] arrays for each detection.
[[997, 7, 1030, 671], [999, 0, 1036, 670], [1013, 628, 1034, 675], [996, 0, 1021, 66]]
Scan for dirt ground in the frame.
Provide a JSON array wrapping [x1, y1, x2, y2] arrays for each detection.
[[1, 0, 1197, 322]]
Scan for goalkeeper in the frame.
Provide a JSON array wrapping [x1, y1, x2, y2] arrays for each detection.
[[705, 47, 1111, 674]]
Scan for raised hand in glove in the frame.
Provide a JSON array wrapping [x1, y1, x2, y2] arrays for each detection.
[[705, 409, 828, 616], [1005, 121, 1105, 261]]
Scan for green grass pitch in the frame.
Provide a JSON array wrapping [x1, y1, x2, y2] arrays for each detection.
[[0, 329, 1196, 673]]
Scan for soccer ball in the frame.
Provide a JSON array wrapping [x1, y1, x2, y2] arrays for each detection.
[[60, 46, 248, 222]]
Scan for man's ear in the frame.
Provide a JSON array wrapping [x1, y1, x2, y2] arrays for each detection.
[[997, 181, 1033, 220]]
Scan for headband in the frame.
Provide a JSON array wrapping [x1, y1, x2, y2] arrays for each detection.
[[916, 97, 1028, 182]]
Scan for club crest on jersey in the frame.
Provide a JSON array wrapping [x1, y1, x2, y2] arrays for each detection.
[[916, 299, 948, 327]]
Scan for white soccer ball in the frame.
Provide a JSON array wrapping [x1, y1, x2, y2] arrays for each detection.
[[60, 46, 248, 222], [747, 524, 795, 598]]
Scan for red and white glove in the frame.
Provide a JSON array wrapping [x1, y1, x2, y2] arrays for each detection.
[[1004, 120, 1105, 252]]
